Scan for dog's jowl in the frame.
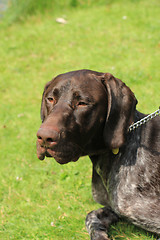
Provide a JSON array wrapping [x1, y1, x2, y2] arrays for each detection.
[[37, 69, 160, 240]]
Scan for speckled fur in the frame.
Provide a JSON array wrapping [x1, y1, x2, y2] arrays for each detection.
[[88, 112, 160, 239]]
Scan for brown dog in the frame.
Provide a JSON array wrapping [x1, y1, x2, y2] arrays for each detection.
[[37, 70, 160, 239]]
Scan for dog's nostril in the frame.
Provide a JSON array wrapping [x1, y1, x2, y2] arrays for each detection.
[[46, 138, 54, 143], [37, 127, 60, 144]]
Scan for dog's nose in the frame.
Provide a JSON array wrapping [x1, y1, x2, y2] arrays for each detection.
[[37, 128, 59, 147]]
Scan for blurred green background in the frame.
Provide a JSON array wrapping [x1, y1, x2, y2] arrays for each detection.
[[0, 0, 159, 239]]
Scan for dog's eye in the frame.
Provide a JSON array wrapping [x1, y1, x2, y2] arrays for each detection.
[[47, 97, 56, 104], [77, 101, 87, 107]]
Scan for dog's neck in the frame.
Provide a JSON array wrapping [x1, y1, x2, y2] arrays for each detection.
[[84, 110, 145, 158]]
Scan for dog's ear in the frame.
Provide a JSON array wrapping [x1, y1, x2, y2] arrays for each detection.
[[101, 73, 137, 149], [40, 80, 52, 122]]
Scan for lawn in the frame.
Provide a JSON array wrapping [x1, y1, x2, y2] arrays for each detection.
[[0, 0, 160, 239]]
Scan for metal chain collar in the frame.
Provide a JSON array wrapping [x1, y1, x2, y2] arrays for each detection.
[[129, 106, 160, 132]]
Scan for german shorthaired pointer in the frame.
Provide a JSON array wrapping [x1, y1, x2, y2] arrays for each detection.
[[36, 70, 160, 239]]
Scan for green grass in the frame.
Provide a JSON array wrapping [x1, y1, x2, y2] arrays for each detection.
[[4, 0, 108, 24], [0, 0, 160, 239]]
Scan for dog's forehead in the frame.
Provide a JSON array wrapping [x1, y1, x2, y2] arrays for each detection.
[[47, 70, 105, 97]]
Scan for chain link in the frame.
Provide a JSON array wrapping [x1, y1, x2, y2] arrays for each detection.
[[129, 106, 160, 132]]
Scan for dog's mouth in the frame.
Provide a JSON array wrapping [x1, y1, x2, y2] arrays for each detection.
[[36, 141, 82, 164]]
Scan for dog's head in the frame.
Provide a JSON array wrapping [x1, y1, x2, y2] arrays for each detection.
[[36, 70, 137, 164]]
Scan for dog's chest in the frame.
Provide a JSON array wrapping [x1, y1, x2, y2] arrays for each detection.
[[94, 154, 112, 187], [94, 154, 115, 204], [94, 153, 140, 214]]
